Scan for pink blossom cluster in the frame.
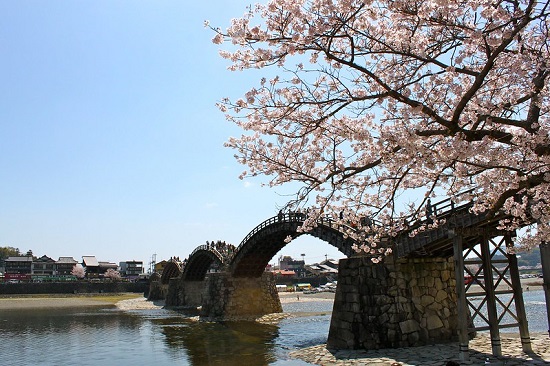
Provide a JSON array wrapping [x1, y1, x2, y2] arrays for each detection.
[[210, 0, 550, 258]]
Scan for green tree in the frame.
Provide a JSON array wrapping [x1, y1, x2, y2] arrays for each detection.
[[0, 246, 21, 267], [0, 246, 21, 259]]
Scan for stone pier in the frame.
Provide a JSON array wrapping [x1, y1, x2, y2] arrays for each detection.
[[327, 256, 458, 349], [200, 271, 282, 318], [165, 278, 205, 308]]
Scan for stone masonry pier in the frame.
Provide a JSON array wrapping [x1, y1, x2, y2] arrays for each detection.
[[327, 256, 458, 349], [200, 272, 282, 318]]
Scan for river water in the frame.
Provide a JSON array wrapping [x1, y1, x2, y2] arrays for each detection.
[[0, 291, 547, 366]]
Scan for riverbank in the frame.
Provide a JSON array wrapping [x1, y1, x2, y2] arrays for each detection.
[[0, 292, 143, 310], [279, 290, 336, 303]]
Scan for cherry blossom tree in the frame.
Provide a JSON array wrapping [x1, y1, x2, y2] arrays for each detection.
[[211, 0, 550, 256], [104, 268, 121, 281], [71, 264, 86, 279]]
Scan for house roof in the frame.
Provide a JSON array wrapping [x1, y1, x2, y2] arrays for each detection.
[[34, 255, 55, 263], [319, 264, 338, 273], [5, 256, 33, 262], [57, 257, 78, 264], [82, 256, 99, 267]]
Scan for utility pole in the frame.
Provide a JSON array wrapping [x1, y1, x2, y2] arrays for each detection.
[[149, 253, 156, 274]]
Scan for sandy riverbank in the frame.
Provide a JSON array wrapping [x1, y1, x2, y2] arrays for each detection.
[[0, 293, 144, 310], [279, 290, 336, 303]]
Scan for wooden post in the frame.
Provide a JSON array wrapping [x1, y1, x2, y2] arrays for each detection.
[[453, 231, 470, 362], [480, 232, 502, 356], [505, 234, 532, 352], [540, 242, 550, 339]]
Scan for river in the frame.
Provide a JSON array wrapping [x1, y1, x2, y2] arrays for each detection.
[[0, 290, 547, 366]]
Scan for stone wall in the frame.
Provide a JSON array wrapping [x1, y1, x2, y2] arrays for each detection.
[[327, 256, 458, 350], [201, 272, 282, 318]]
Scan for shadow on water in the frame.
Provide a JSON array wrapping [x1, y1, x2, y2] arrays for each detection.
[[159, 319, 280, 366]]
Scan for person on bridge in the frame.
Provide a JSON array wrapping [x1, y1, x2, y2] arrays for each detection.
[[426, 199, 434, 224]]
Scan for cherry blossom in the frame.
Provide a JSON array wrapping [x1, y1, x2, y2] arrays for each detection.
[[210, 0, 550, 257], [104, 268, 122, 281], [71, 264, 86, 279]]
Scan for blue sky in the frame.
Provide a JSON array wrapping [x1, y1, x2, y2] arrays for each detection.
[[0, 1, 345, 267]]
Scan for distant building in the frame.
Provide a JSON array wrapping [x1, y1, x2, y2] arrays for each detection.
[[56, 257, 79, 275], [98, 261, 118, 274], [4, 255, 33, 282], [82, 256, 100, 277], [305, 259, 339, 278], [272, 269, 296, 278], [119, 260, 144, 278], [32, 255, 56, 276], [278, 256, 306, 277], [154, 260, 168, 274], [4, 256, 33, 274]]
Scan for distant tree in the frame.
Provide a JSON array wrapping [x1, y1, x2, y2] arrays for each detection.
[[211, 0, 550, 258], [104, 268, 121, 281], [0, 246, 21, 260], [71, 264, 86, 279], [0, 246, 21, 267]]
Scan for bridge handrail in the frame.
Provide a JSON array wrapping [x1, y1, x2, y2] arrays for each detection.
[[188, 244, 225, 263], [428, 189, 475, 219], [236, 212, 367, 250], [237, 212, 309, 249], [235, 190, 476, 252]]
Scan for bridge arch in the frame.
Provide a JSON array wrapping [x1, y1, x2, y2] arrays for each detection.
[[160, 260, 182, 285], [181, 244, 225, 281], [229, 212, 359, 277]]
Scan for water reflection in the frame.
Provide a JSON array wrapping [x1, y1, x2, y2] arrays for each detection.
[[1, 292, 547, 365], [0, 307, 143, 334], [0, 298, 337, 365], [160, 319, 279, 365], [0, 307, 146, 365]]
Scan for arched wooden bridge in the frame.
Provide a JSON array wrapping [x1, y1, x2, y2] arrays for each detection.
[[158, 193, 548, 361], [178, 194, 500, 280]]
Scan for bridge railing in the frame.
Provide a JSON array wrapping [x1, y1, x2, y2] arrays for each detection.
[[235, 190, 476, 253], [236, 211, 368, 250], [427, 189, 475, 220], [188, 244, 225, 263]]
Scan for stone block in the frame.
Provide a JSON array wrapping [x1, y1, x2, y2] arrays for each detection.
[[427, 314, 444, 330], [435, 289, 448, 302], [399, 319, 420, 334], [421, 294, 435, 307]]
